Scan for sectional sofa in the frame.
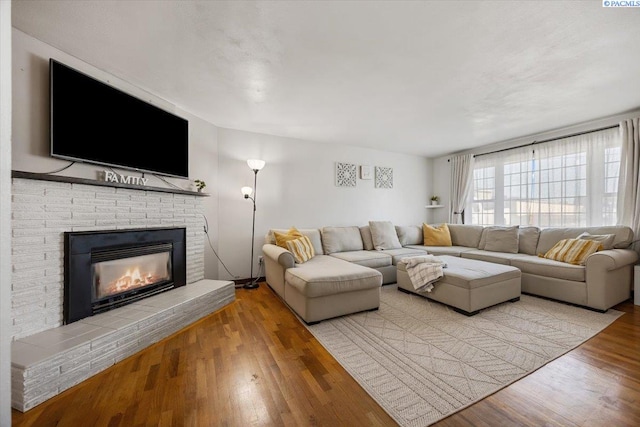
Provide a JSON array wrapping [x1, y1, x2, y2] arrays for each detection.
[[262, 223, 638, 323]]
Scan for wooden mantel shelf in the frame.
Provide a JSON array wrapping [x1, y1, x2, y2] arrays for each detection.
[[11, 170, 209, 197]]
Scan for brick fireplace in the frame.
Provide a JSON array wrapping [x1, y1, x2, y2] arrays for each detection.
[[10, 173, 234, 411]]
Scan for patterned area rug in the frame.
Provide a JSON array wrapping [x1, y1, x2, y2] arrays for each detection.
[[305, 285, 623, 427]]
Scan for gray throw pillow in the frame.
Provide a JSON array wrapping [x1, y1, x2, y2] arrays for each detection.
[[577, 232, 615, 250], [369, 221, 402, 250], [483, 226, 519, 253]]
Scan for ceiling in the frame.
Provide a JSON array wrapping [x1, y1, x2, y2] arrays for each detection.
[[11, 1, 640, 158]]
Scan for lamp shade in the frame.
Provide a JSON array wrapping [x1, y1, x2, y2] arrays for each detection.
[[241, 186, 253, 197], [247, 159, 265, 171]]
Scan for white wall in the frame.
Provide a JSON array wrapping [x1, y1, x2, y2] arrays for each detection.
[[217, 128, 431, 280], [1, 2, 12, 424]]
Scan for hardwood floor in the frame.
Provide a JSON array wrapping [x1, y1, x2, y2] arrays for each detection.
[[11, 284, 640, 427]]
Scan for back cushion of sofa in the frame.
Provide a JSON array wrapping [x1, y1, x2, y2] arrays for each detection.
[[518, 226, 541, 255], [321, 226, 364, 254], [536, 226, 634, 254], [584, 226, 634, 249], [448, 224, 484, 247], [266, 228, 324, 255], [395, 225, 423, 246], [369, 220, 402, 250], [360, 226, 374, 250], [478, 226, 518, 250]]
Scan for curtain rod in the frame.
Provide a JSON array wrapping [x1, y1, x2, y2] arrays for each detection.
[[472, 124, 620, 159]]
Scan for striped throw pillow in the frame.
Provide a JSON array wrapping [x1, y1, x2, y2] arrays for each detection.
[[541, 238, 603, 265], [285, 235, 315, 264]]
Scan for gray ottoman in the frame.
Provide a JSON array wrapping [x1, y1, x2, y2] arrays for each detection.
[[397, 255, 521, 315]]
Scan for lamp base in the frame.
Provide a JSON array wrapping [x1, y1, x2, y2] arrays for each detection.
[[243, 280, 259, 290]]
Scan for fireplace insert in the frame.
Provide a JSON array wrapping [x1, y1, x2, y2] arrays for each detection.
[[64, 227, 186, 323]]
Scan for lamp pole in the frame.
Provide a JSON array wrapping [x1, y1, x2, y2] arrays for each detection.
[[242, 159, 265, 289], [245, 168, 259, 289]]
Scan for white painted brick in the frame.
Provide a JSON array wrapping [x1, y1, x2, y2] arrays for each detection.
[[12, 287, 46, 307], [12, 236, 46, 247], [46, 219, 95, 229], [12, 203, 44, 212], [101, 206, 131, 215], [13, 258, 60, 272], [12, 219, 46, 229], [71, 197, 113, 206], [114, 188, 142, 197], [44, 187, 75, 198], [96, 193, 130, 202], [115, 199, 147, 208]]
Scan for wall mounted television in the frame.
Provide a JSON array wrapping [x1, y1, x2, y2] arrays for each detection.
[[50, 58, 189, 179]]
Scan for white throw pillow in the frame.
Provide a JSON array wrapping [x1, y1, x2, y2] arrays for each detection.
[[369, 221, 402, 250]]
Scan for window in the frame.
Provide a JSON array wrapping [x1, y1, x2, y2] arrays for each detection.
[[470, 128, 621, 227]]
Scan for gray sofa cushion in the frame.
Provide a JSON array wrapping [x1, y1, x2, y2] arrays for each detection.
[[404, 244, 475, 257], [285, 255, 382, 298], [321, 226, 364, 254], [359, 226, 375, 250], [577, 231, 615, 250], [461, 250, 528, 265], [447, 224, 484, 248], [510, 257, 585, 281], [376, 247, 429, 265], [329, 250, 392, 268], [369, 220, 402, 250], [478, 225, 518, 253], [395, 225, 423, 246], [483, 226, 519, 253], [518, 227, 541, 255]]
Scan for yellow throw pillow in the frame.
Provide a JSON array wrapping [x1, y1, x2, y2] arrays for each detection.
[[274, 227, 303, 248], [285, 236, 315, 263], [423, 223, 452, 246], [541, 238, 603, 265]]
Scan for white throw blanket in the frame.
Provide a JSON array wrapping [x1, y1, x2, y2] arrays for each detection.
[[404, 255, 447, 293]]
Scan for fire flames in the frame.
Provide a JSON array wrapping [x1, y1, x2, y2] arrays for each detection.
[[105, 267, 161, 295]]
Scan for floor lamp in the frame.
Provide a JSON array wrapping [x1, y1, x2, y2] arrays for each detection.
[[241, 159, 265, 289]]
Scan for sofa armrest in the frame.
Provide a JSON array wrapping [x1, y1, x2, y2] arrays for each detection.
[[262, 244, 295, 298], [585, 249, 638, 271], [263, 243, 295, 269], [584, 249, 638, 310]]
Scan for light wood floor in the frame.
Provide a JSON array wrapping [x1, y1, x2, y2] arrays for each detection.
[[11, 284, 640, 427]]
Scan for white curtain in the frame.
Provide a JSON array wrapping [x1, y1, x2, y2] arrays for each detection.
[[449, 154, 474, 224], [535, 127, 620, 227], [616, 118, 640, 251]]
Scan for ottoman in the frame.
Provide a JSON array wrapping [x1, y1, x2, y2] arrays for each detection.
[[397, 255, 521, 315]]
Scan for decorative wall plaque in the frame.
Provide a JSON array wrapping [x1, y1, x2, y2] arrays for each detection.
[[335, 162, 357, 187], [375, 166, 393, 189]]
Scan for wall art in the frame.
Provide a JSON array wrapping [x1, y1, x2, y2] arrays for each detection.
[[375, 166, 393, 189], [335, 162, 357, 187], [360, 165, 372, 180]]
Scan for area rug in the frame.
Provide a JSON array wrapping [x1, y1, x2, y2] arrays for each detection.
[[305, 285, 623, 427]]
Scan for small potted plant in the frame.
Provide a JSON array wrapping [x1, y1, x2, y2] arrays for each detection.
[[430, 195, 440, 206], [194, 179, 206, 192]]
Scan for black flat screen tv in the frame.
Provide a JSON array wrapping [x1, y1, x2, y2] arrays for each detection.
[[50, 58, 189, 179]]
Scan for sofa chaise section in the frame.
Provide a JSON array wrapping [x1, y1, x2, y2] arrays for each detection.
[[285, 255, 382, 324]]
